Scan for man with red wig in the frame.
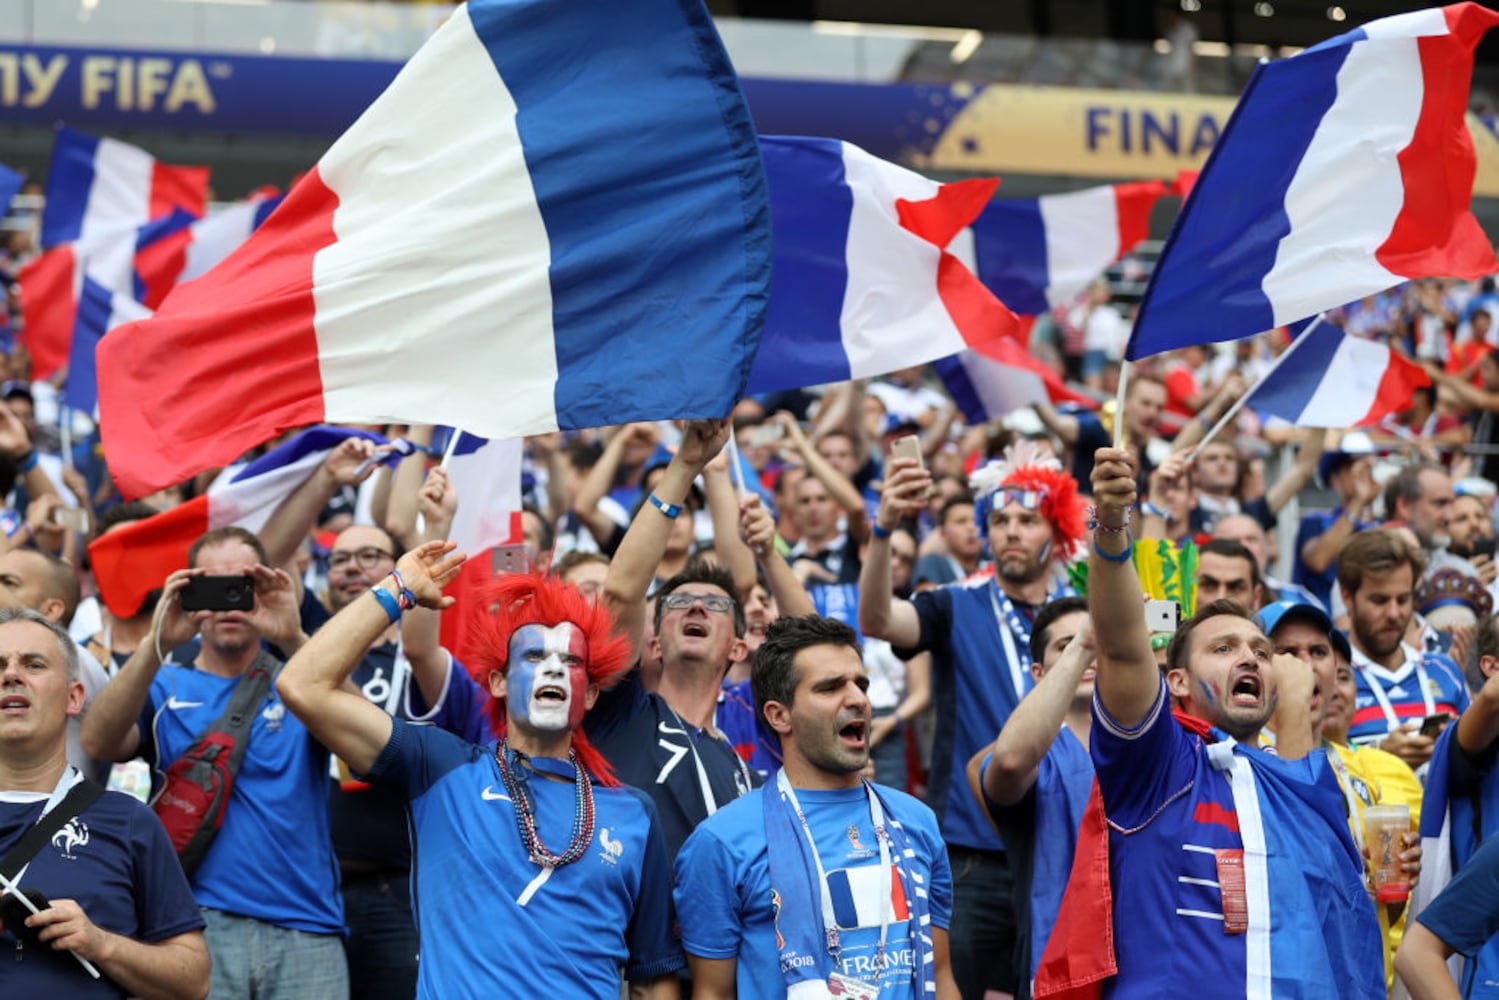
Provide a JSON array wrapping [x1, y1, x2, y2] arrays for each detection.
[[858, 441, 1088, 1000], [277, 542, 685, 998]]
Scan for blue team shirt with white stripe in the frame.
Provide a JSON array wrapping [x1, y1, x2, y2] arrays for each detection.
[[369, 720, 684, 997]]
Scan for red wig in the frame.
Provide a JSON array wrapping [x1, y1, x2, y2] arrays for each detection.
[[466, 570, 633, 787], [971, 441, 1089, 561]]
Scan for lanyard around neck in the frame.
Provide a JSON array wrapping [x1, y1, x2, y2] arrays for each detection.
[[989, 580, 1033, 701], [667, 703, 751, 817], [776, 770, 893, 982]]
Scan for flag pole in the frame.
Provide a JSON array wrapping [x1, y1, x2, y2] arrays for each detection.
[[59, 404, 73, 470], [1112, 361, 1130, 448], [439, 427, 462, 470], [1185, 314, 1326, 463], [725, 426, 747, 499]]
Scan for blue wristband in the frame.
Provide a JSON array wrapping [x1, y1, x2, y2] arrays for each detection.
[[646, 492, 682, 519], [1092, 539, 1134, 564], [871, 522, 893, 539], [371, 585, 402, 624]]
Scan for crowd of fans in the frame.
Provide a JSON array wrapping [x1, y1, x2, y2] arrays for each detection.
[[8, 181, 1499, 998]]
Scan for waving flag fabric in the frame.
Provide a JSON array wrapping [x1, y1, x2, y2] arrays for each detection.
[[933, 338, 1096, 424], [66, 276, 152, 417], [96, 0, 770, 501], [40, 127, 208, 249], [19, 209, 197, 379], [744, 135, 1017, 394], [436, 431, 525, 663], [967, 181, 1167, 317], [1242, 319, 1430, 428], [136, 190, 287, 299], [87, 427, 403, 618], [1126, 3, 1499, 361]]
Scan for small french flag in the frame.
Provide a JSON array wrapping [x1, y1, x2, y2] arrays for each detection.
[[964, 181, 1167, 317], [40, 127, 208, 250], [1243, 319, 1431, 428], [827, 863, 911, 930], [745, 135, 1019, 394], [1128, 3, 1499, 360]]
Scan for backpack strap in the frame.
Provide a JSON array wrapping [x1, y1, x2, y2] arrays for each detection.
[[0, 779, 105, 883], [213, 650, 282, 781]]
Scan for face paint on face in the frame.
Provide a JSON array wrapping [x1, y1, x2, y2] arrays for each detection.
[[506, 623, 589, 734], [1198, 679, 1218, 706]]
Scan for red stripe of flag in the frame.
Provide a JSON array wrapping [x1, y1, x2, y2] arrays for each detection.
[[1359, 349, 1432, 426], [148, 163, 210, 224], [98, 167, 337, 500], [18, 246, 78, 380], [1112, 180, 1168, 258], [1375, 3, 1499, 279]]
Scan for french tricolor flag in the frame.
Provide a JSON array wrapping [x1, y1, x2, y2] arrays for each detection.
[[40, 127, 208, 250], [135, 189, 287, 303], [1127, 2, 1499, 361], [934, 338, 1097, 424], [18, 208, 196, 379], [964, 181, 1167, 317], [1242, 318, 1430, 428], [87, 426, 404, 619], [96, 0, 770, 502], [66, 275, 152, 418], [744, 135, 1019, 394]]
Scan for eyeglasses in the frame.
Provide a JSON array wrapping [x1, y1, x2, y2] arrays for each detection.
[[661, 592, 734, 614], [328, 547, 396, 572]]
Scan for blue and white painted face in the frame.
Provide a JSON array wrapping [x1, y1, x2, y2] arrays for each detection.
[[506, 623, 589, 733]]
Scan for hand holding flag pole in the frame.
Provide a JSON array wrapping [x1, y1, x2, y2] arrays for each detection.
[[1183, 315, 1325, 462], [0, 869, 102, 979]]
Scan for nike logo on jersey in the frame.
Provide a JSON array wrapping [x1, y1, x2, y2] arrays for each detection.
[[481, 786, 511, 802], [165, 697, 204, 710]]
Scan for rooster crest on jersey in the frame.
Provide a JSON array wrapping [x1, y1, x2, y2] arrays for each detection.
[[468, 570, 632, 786], [970, 440, 1088, 561]]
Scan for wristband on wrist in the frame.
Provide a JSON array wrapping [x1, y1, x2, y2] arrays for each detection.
[[389, 569, 419, 611], [871, 521, 893, 540], [371, 585, 402, 625], [17, 450, 36, 473], [1092, 539, 1134, 564], [1140, 501, 1167, 520], [646, 492, 682, 519], [1087, 505, 1132, 534]]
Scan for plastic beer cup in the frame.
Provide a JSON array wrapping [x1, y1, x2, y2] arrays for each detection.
[[1363, 804, 1411, 903]]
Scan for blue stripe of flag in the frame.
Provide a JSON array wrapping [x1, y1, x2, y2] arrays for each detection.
[[470, 0, 771, 427], [231, 427, 391, 483], [252, 194, 285, 229], [65, 276, 113, 415], [41, 128, 100, 249], [932, 354, 991, 424], [0, 164, 22, 217], [131, 208, 198, 302], [746, 136, 855, 393], [1125, 42, 1353, 360], [1245, 318, 1344, 421], [970, 199, 1052, 316]]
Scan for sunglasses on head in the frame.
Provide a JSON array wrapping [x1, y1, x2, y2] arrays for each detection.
[[995, 488, 1045, 511]]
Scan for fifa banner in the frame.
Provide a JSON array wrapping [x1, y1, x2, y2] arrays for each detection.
[[5, 41, 1499, 195]]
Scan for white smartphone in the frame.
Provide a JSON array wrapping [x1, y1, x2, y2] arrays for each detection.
[[1144, 599, 1181, 633]]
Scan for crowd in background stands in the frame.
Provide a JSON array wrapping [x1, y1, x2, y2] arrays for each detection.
[[9, 171, 1499, 997]]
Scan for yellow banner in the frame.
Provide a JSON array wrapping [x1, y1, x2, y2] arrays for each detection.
[[917, 83, 1499, 198]]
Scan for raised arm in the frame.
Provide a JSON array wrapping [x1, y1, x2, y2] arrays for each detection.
[[382, 425, 434, 551], [739, 494, 813, 618], [857, 457, 928, 648], [0, 401, 60, 511], [1088, 446, 1158, 728], [80, 571, 203, 762], [703, 450, 757, 600], [278, 542, 465, 775], [602, 420, 728, 659], [1171, 373, 1245, 454], [1032, 401, 1081, 447], [261, 437, 386, 569], [1263, 429, 1325, 516], [778, 410, 869, 545], [572, 423, 655, 547], [401, 467, 459, 710], [1457, 666, 1499, 759], [1299, 461, 1379, 575], [982, 623, 1094, 806]]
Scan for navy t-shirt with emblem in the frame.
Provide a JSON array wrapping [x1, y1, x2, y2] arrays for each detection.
[[0, 785, 204, 998]]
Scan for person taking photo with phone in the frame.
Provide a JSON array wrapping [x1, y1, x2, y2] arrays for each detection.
[[80, 527, 350, 999]]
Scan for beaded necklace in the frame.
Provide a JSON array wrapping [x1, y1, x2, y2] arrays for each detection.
[[494, 739, 597, 869]]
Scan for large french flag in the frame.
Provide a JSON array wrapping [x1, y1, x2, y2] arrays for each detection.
[[966, 181, 1167, 317], [40, 127, 208, 250], [744, 136, 1018, 394], [87, 427, 403, 618], [18, 209, 197, 379], [1242, 319, 1430, 428], [135, 190, 286, 303], [934, 338, 1096, 424], [96, 0, 771, 502], [66, 276, 152, 418], [1126, 3, 1499, 361]]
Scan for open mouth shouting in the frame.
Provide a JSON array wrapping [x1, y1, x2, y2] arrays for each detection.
[[1229, 668, 1263, 708], [838, 717, 869, 750], [533, 684, 568, 704], [680, 620, 710, 639]]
